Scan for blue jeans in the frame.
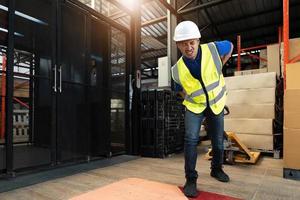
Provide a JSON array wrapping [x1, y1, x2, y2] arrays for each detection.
[[184, 108, 224, 179]]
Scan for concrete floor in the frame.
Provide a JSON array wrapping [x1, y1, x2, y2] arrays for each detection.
[[0, 145, 299, 200]]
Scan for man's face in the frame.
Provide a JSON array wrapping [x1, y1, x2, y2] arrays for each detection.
[[177, 39, 200, 60]]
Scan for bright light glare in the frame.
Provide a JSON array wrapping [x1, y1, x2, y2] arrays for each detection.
[[119, 0, 137, 10]]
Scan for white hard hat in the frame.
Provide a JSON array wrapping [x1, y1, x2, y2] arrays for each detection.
[[173, 21, 201, 42]]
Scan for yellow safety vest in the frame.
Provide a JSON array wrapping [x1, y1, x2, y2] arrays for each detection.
[[171, 42, 227, 115]]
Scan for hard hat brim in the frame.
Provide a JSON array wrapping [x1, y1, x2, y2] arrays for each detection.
[[173, 36, 201, 42]]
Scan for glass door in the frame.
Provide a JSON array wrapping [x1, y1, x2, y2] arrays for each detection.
[[88, 17, 111, 158], [57, 2, 111, 162], [12, 0, 55, 170], [110, 27, 127, 155], [56, 3, 89, 162]]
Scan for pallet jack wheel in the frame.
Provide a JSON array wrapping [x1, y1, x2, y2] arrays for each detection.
[[225, 150, 235, 165]]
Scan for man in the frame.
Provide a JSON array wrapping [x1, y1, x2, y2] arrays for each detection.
[[171, 21, 233, 198]]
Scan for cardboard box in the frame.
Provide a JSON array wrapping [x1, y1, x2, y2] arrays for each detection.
[[284, 111, 300, 129], [267, 38, 300, 78], [267, 44, 280, 77], [235, 133, 273, 150], [284, 89, 300, 111], [225, 104, 274, 119], [284, 128, 300, 169], [259, 49, 267, 68], [289, 38, 300, 60], [284, 89, 300, 129], [226, 88, 275, 105], [0, 79, 29, 98], [234, 68, 267, 76], [225, 72, 276, 90], [225, 118, 273, 135], [286, 62, 300, 90], [281, 38, 300, 62]]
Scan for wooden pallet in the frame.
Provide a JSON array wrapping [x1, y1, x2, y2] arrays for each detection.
[[205, 131, 261, 164]]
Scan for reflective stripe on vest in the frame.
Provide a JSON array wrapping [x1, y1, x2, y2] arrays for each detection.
[[190, 79, 219, 98], [207, 42, 222, 76], [171, 64, 180, 84], [185, 95, 206, 105], [208, 85, 226, 105]]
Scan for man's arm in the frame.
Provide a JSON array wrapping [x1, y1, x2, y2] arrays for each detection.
[[221, 42, 233, 65], [174, 82, 185, 99], [215, 40, 234, 65], [177, 90, 186, 99]]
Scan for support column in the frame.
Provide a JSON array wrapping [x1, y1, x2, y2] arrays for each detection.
[[283, 0, 289, 90], [6, 0, 15, 176], [167, 0, 177, 87], [130, 0, 141, 155], [1, 56, 6, 140]]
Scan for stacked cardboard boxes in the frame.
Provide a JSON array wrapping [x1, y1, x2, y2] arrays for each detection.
[[259, 49, 267, 68], [234, 37, 300, 78], [0, 78, 29, 98], [234, 68, 268, 76], [267, 37, 300, 78], [284, 62, 300, 178], [224, 72, 276, 151]]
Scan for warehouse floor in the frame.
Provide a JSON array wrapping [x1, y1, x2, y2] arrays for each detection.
[[0, 144, 299, 200]]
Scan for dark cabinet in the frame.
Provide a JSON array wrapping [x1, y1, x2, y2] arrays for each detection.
[[0, 0, 115, 172]]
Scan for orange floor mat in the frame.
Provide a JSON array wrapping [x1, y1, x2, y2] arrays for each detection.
[[70, 178, 188, 200], [70, 178, 241, 200]]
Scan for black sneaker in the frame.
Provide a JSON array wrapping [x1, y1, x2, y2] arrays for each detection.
[[210, 168, 230, 182], [183, 178, 198, 198]]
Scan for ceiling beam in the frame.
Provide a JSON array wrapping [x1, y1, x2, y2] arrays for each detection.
[[108, 0, 300, 25], [155, 34, 167, 40], [241, 26, 300, 44], [142, 54, 167, 62], [109, 0, 161, 21], [109, 10, 123, 18], [206, 26, 300, 50], [141, 72, 153, 78], [198, 0, 222, 40], [109, 0, 133, 16], [142, 62, 153, 68], [200, 23, 211, 32], [142, 48, 167, 54], [142, 16, 167, 27], [208, 17, 300, 41], [109, 11, 128, 20], [178, 0, 195, 12], [67, 0, 130, 33], [142, 0, 155, 4], [214, 1, 300, 27], [156, 0, 180, 18], [179, 0, 233, 15]]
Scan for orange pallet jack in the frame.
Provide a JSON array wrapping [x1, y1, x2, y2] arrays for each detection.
[[205, 131, 261, 164]]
